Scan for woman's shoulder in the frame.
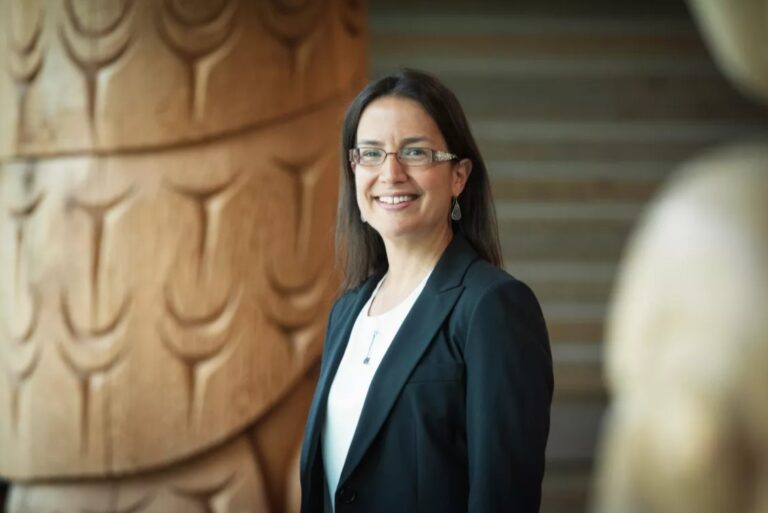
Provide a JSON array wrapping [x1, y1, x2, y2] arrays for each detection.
[[453, 260, 549, 353], [459, 259, 543, 317], [463, 259, 528, 294]]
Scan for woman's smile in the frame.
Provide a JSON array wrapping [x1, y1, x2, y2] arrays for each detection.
[[373, 194, 419, 209]]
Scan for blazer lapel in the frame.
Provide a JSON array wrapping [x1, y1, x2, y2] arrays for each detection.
[[301, 273, 381, 483], [337, 235, 479, 488]]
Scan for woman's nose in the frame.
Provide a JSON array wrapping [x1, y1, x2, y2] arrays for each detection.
[[378, 154, 407, 182]]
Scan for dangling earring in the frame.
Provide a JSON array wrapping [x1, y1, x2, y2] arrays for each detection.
[[361, 210, 367, 224], [450, 197, 462, 221]]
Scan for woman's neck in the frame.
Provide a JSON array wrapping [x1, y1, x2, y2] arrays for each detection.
[[376, 225, 453, 305]]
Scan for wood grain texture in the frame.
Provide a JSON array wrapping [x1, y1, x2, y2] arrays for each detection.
[[0, 0, 368, 156], [0, 98, 351, 479], [6, 434, 270, 513], [0, 5, 368, 513]]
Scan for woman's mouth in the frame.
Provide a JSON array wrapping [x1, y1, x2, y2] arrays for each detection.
[[374, 194, 418, 209]]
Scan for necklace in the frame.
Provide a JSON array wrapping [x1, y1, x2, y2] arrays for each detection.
[[362, 276, 386, 365], [363, 328, 378, 365]]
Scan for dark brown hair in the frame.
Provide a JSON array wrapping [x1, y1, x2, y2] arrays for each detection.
[[337, 69, 502, 290]]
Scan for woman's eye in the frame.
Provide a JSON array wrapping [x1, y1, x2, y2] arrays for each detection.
[[360, 149, 382, 158], [402, 147, 427, 158]]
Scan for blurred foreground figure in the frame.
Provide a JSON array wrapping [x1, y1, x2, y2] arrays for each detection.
[[594, 1, 768, 513], [685, 0, 768, 104], [594, 149, 768, 513], [0, 1, 366, 512]]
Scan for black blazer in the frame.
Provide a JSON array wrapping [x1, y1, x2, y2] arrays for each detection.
[[300, 235, 553, 513]]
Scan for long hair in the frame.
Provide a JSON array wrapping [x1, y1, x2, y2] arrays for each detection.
[[337, 69, 502, 291]]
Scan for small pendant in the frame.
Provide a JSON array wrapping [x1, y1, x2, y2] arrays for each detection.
[[363, 329, 378, 365]]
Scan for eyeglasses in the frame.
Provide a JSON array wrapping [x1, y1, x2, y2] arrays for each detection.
[[349, 147, 458, 167]]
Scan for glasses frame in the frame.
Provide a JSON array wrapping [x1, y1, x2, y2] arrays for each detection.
[[348, 147, 458, 167]]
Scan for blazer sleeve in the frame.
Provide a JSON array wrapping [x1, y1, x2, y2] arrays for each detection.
[[464, 279, 554, 513]]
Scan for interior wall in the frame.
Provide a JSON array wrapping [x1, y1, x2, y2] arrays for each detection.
[[367, 1, 768, 512]]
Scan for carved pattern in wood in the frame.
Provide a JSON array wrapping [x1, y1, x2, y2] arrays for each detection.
[[59, 0, 135, 140], [6, 0, 45, 149], [156, 0, 239, 120]]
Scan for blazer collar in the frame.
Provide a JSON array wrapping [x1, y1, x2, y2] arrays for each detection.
[[302, 234, 480, 491], [419, 233, 479, 293]]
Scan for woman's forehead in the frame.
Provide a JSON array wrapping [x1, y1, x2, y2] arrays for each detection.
[[356, 96, 444, 144]]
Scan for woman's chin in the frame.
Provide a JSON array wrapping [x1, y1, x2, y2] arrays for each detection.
[[371, 221, 449, 247], [370, 221, 418, 241]]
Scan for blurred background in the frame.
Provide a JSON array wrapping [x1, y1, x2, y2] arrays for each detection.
[[1, 0, 767, 512]]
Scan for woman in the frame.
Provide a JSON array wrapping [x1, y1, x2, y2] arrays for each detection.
[[300, 69, 553, 513]]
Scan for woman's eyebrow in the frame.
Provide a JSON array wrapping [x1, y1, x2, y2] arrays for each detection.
[[356, 139, 383, 146], [356, 136, 433, 147], [400, 136, 432, 145]]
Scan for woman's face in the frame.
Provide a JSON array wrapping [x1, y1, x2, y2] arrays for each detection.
[[353, 96, 471, 245]]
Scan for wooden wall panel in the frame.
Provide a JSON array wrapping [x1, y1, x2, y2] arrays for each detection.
[[368, 1, 768, 512]]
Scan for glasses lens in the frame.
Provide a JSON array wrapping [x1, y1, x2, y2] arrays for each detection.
[[357, 147, 385, 165], [398, 147, 431, 166]]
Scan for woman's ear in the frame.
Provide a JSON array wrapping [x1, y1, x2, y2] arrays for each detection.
[[452, 158, 473, 196]]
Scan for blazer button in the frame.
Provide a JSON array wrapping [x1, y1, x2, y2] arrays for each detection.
[[338, 486, 357, 504]]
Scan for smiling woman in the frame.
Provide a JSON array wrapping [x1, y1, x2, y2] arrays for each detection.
[[299, 69, 553, 513]]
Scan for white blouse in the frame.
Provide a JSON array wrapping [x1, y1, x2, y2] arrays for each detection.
[[322, 271, 431, 508]]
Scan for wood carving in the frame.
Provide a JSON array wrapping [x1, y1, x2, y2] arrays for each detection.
[[0, 0, 367, 511]]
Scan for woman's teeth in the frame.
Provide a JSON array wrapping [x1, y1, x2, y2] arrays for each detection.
[[377, 195, 415, 204]]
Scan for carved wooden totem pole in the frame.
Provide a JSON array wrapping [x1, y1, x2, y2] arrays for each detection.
[[0, 1, 367, 512]]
